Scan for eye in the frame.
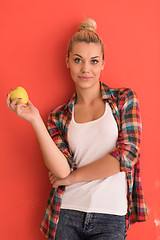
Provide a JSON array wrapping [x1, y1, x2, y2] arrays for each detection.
[[74, 58, 81, 63], [91, 59, 99, 64]]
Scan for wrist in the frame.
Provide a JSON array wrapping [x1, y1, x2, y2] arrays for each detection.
[[69, 169, 79, 185], [31, 114, 44, 129]]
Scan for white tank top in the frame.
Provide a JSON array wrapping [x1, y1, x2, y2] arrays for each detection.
[[61, 102, 127, 216]]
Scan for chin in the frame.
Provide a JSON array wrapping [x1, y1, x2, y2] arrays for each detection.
[[75, 79, 99, 89]]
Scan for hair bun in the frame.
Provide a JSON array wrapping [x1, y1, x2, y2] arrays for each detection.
[[79, 18, 97, 32]]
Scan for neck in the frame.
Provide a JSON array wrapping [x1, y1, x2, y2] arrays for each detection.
[[75, 81, 101, 105]]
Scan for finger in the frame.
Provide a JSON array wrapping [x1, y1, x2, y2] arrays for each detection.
[[50, 175, 57, 183], [7, 94, 12, 110], [27, 100, 35, 107], [27, 100, 32, 105], [50, 176, 58, 185], [49, 171, 53, 177], [52, 178, 64, 188], [7, 93, 11, 102], [16, 103, 29, 117], [11, 98, 22, 105], [49, 173, 54, 180], [16, 102, 28, 108], [52, 180, 59, 188], [9, 99, 21, 112]]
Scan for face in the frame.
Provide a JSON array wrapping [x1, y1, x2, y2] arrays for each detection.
[[66, 42, 105, 90]]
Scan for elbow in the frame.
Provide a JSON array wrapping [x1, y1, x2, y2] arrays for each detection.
[[110, 144, 140, 173], [58, 170, 71, 179], [55, 165, 71, 179], [121, 149, 140, 173]]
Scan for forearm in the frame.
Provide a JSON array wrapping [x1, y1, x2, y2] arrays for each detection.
[[31, 116, 71, 178], [70, 154, 120, 184]]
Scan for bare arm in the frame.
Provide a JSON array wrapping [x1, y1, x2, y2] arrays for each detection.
[[7, 95, 71, 178], [49, 153, 120, 188], [71, 153, 120, 182], [31, 115, 71, 178]]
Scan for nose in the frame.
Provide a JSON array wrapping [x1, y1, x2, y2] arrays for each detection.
[[81, 61, 90, 73]]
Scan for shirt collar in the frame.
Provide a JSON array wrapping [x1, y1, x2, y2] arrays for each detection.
[[64, 81, 113, 113], [100, 81, 112, 101]]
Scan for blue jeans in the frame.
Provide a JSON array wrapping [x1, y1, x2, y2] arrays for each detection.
[[55, 209, 127, 240]]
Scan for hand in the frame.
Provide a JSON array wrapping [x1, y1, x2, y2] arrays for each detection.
[[7, 94, 40, 124], [49, 171, 72, 188]]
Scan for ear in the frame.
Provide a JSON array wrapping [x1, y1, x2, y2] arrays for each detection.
[[101, 59, 105, 70], [66, 55, 70, 68]]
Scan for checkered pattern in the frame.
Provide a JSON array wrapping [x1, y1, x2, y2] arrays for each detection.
[[40, 81, 148, 239]]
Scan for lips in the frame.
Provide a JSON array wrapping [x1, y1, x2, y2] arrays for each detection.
[[78, 76, 93, 80]]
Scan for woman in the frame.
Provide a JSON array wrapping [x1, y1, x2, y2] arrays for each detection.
[[7, 18, 148, 240]]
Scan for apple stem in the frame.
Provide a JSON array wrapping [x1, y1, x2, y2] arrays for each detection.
[[10, 89, 13, 91]]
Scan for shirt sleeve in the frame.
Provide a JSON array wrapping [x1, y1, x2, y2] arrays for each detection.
[[47, 110, 76, 170], [109, 89, 142, 173]]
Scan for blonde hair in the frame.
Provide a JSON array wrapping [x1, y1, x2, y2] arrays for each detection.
[[67, 18, 104, 60]]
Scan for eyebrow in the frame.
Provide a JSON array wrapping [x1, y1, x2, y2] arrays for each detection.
[[74, 54, 100, 59]]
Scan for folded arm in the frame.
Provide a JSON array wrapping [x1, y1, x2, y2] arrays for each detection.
[[49, 153, 120, 188], [49, 88, 142, 188]]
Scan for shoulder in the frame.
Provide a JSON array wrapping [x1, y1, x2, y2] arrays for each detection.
[[110, 87, 137, 100], [109, 87, 138, 108], [114, 89, 138, 112], [47, 104, 67, 130], [102, 82, 138, 110], [49, 103, 66, 116], [48, 103, 68, 125], [48, 91, 76, 120], [102, 81, 137, 100]]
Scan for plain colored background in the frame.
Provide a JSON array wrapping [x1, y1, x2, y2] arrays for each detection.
[[1, 0, 160, 239]]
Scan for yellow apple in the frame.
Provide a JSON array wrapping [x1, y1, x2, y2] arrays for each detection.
[[10, 86, 29, 104]]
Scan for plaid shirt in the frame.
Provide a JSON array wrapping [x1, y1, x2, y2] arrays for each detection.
[[40, 81, 148, 239]]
